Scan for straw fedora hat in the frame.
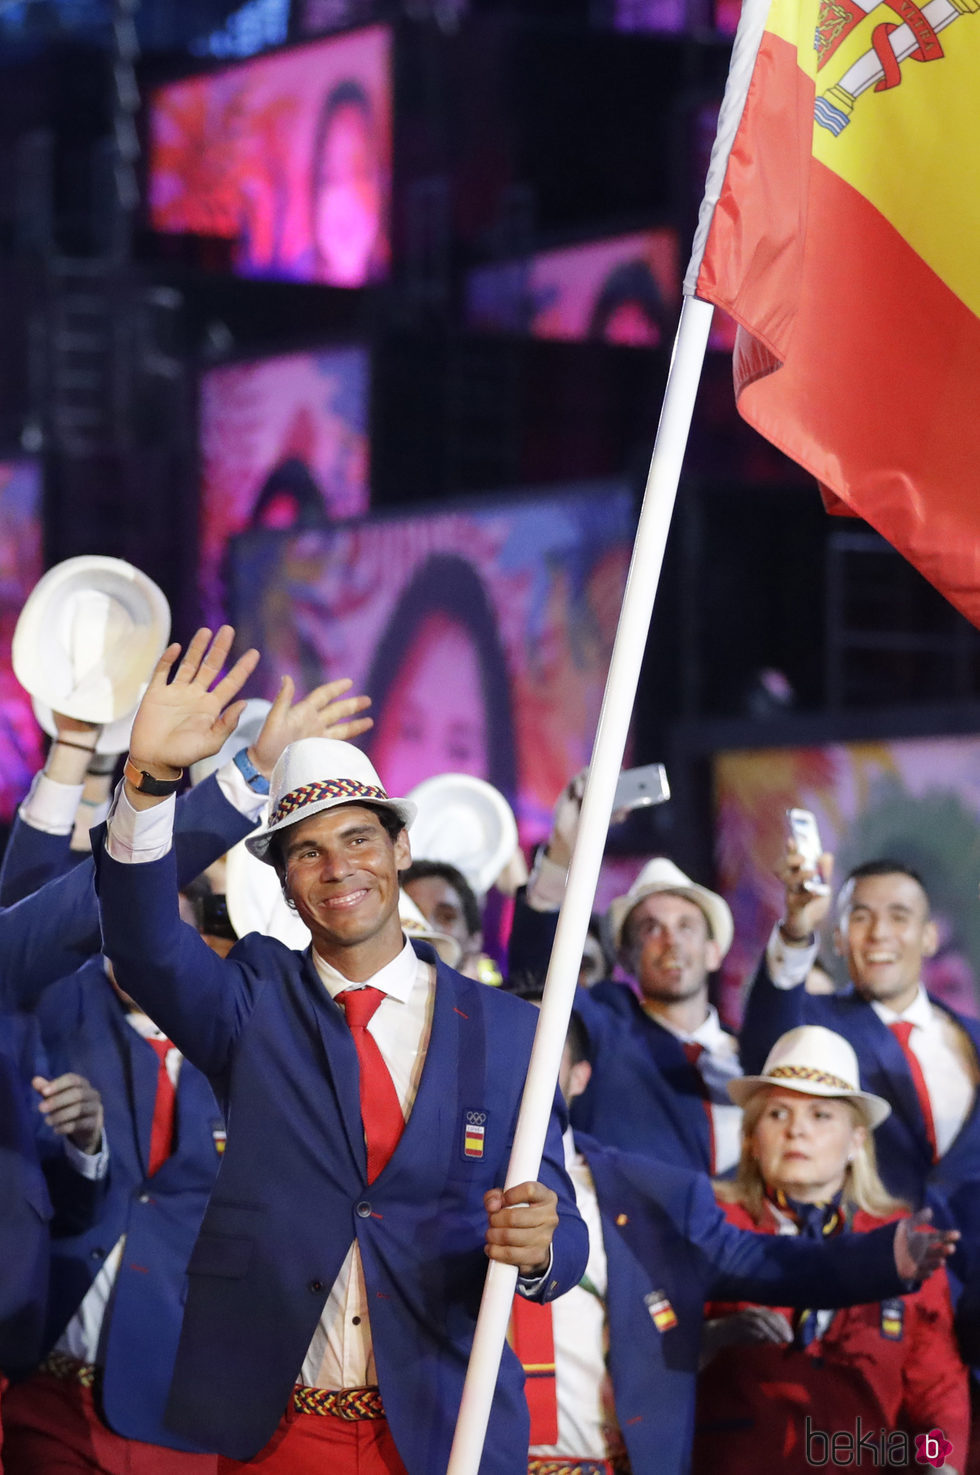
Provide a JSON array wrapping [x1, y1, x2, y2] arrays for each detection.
[[406, 773, 519, 899], [13, 556, 170, 725], [727, 1025, 891, 1128], [607, 857, 734, 959], [14, 556, 170, 725], [246, 738, 415, 864]]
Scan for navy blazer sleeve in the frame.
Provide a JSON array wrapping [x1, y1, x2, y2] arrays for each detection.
[[609, 1150, 906, 1310], [739, 954, 811, 1075], [507, 885, 559, 992], [0, 817, 84, 906], [0, 777, 257, 1014]]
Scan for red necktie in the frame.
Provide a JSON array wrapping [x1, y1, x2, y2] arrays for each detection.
[[510, 1297, 558, 1444], [889, 1021, 938, 1162], [337, 987, 405, 1182], [683, 1041, 716, 1175], [147, 1037, 177, 1176]]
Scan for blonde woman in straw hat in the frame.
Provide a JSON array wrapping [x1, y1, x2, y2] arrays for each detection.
[[692, 1025, 968, 1475]]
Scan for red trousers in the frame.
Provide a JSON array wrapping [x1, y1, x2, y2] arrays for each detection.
[[2, 1373, 219, 1475], [215, 1402, 409, 1474]]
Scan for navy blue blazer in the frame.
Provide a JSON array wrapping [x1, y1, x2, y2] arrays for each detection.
[[97, 843, 588, 1472], [0, 1012, 102, 1376], [571, 981, 722, 1172], [740, 959, 980, 1210], [0, 774, 255, 1013], [34, 957, 225, 1450]]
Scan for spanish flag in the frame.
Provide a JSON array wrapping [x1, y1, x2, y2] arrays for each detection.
[[687, 0, 980, 626]]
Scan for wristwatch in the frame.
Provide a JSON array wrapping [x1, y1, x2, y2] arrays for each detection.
[[233, 745, 271, 795], [123, 756, 184, 796]]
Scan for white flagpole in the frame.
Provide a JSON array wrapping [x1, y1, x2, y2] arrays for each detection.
[[446, 1, 773, 1469]]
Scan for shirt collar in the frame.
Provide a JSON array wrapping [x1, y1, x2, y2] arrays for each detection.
[[655, 1002, 729, 1049], [125, 1011, 171, 1043], [311, 935, 419, 1005], [870, 983, 932, 1030]]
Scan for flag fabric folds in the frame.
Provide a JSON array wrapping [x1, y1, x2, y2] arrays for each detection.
[[686, 0, 980, 627]]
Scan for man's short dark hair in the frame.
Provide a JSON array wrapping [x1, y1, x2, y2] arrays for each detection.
[[400, 859, 482, 936], [838, 859, 931, 919], [845, 858, 927, 890]]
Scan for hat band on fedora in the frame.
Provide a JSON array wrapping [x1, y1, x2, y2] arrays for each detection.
[[271, 778, 390, 828], [767, 1064, 857, 1093]]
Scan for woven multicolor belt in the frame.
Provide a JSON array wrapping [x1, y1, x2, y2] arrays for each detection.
[[292, 1385, 386, 1420], [39, 1353, 99, 1389], [527, 1459, 629, 1475]]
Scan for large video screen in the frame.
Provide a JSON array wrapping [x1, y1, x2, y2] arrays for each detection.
[[466, 229, 680, 349], [228, 483, 636, 844], [713, 734, 980, 1023], [198, 343, 370, 626], [147, 25, 391, 286], [0, 459, 44, 823]]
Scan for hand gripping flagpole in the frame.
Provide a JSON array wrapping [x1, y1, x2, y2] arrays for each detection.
[[446, 4, 772, 1470]]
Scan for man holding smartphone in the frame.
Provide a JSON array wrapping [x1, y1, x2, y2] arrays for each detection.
[[741, 842, 980, 1213], [508, 773, 744, 1175]]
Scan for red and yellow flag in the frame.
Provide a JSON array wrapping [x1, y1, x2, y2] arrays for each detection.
[[689, 0, 980, 625]]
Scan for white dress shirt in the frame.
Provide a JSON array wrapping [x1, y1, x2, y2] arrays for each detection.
[[19, 771, 86, 835], [530, 1128, 624, 1464], [871, 986, 977, 1157], [299, 940, 435, 1389]]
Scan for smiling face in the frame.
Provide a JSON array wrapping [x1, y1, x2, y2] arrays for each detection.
[[750, 1087, 867, 1203], [280, 803, 410, 979], [834, 871, 937, 1014], [621, 891, 720, 1011]]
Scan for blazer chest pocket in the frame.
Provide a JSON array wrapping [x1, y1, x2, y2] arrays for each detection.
[[186, 1231, 255, 1279], [186, 1199, 266, 1279], [445, 1108, 499, 1182]]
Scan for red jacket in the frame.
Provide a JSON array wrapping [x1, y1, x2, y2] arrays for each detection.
[[692, 1200, 969, 1475]]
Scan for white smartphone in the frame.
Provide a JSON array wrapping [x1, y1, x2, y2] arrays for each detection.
[[786, 808, 830, 894], [612, 764, 670, 821]]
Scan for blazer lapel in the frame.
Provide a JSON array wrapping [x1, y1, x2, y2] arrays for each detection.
[[847, 1001, 931, 1152], [305, 954, 370, 1178], [643, 1019, 712, 1169], [118, 1016, 163, 1181]]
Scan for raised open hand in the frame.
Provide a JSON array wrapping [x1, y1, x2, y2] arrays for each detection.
[[128, 627, 259, 780], [248, 675, 373, 779]]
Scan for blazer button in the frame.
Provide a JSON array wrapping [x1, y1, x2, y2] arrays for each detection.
[[355, 1201, 372, 1218], [137, 1193, 151, 1204], [90, 1248, 105, 1261], [309, 1280, 324, 1294]]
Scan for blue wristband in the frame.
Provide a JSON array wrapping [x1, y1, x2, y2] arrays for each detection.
[[233, 746, 270, 795]]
